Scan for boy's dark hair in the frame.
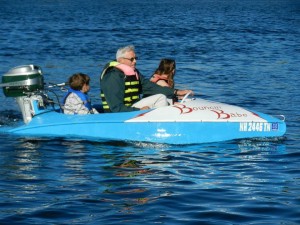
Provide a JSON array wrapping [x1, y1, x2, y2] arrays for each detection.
[[69, 73, 90, 90]]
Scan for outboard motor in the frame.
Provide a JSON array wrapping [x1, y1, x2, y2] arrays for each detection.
[[2, 65, 44, 97], [1, 65, 45, 124]]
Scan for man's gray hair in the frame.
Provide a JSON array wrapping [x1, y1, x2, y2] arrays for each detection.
[[116, 45, 135, 60]]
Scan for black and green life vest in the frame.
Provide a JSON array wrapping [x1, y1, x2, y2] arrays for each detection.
[[100, 61, 141, 112]]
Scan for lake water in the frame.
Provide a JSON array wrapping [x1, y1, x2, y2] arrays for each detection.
[[0, 0, 299, 224]]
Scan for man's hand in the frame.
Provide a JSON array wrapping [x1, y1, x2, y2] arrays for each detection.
[[140, 106, 150, 110]]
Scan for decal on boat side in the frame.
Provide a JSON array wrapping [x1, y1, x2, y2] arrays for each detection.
[[173, 104, 222, 114], [239, 122, 279, 132], [211, 110, 248, 119], [172, 104, 193, 114], [173, 104, 250, 119]]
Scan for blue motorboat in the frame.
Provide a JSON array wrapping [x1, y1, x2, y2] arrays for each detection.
[[1, 65, 286, 144]]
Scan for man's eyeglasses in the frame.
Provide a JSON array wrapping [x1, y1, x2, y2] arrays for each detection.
[[122, 57, 138, 62]]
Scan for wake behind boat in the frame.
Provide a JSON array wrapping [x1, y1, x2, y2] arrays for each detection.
[[1, 65, 286, 144]]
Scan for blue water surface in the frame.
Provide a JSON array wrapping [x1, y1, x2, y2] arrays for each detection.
[[0, 0, 299, 224]]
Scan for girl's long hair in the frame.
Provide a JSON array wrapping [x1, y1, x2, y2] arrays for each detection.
[[153, 59, 176, 88]]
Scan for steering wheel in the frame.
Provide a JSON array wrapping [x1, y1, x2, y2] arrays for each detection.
[[180, 91, 193, 103]]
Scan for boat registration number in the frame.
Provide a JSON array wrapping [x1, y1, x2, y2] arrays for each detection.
[[239, 122, 279, 132]]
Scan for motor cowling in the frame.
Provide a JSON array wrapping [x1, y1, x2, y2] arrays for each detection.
[[2, 65, 44, 97]]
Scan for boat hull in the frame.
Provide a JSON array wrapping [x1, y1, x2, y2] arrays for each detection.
[[8, 98, 286, 144]]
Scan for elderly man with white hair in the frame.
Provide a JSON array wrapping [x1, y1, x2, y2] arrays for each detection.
[[100, 45, 191, 113]]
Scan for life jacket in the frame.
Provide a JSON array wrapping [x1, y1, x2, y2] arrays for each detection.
[[63, 88, 93, 111], [150, 74, 170, 87], [100, 61, 141, 112], [150, 74, 178, 103]]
